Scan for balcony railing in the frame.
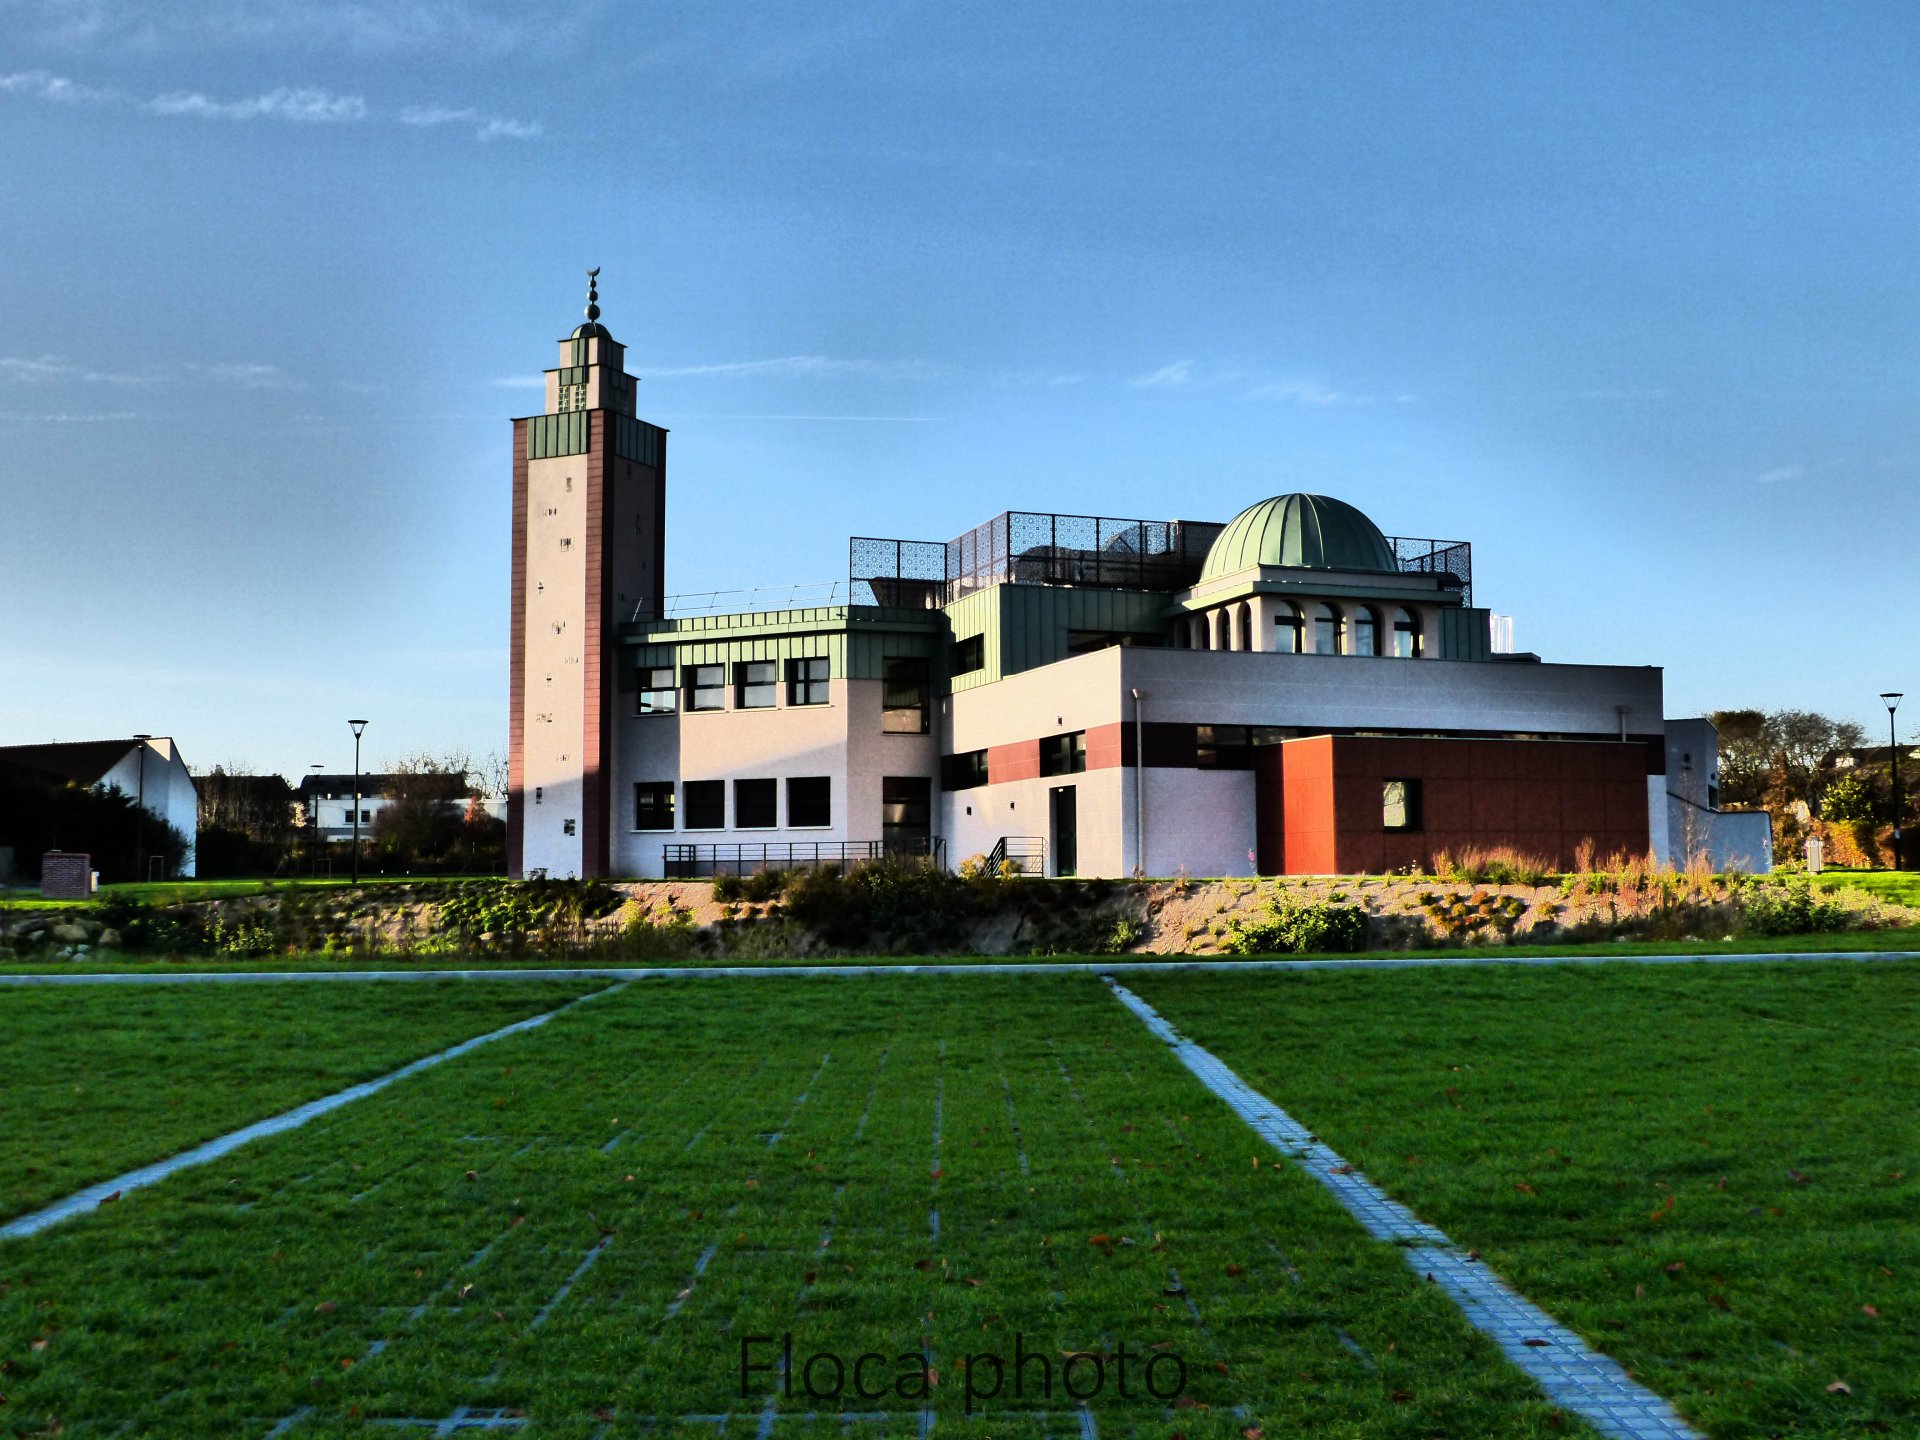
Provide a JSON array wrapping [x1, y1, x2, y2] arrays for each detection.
[[662, 837, 947, 878]]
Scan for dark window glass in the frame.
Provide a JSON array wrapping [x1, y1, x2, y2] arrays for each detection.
[[882, 775, 932, 854], [1383, 778, 1423, 832], [1274, 605, 1303, 654], [1196, 725, 1254, 770], [943, 748, 989, 790], [735, 778, 777, 829], [634, 782, 675, 831], [637, 666, 677, 714], [683, 780, 724, 830], [787, 656, 830, 706], [1040, 730, 1088, 776], [1314, 604, 1344, 655], [736, 660, 777, 709], [1354, 608, 1379, 656], [882, 657, 930, 734], [787, 776, 831, 828], [687, 664, 725, 711], [952, 634, 985, 675]]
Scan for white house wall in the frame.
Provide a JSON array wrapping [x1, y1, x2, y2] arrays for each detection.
[[98, 740, 199, 877], [520, 451, 590, 878]]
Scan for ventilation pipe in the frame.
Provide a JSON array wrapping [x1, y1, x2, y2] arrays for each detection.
[[1131, 688, 1147, 876]]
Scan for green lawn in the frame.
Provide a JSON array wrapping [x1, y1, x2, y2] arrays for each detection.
[[1131, 961, 1920, 1438], [1816, 869, 1920, 907], [1, 977, 1586, 1438], [0, 980, 597, 1222], [0, 875, 501, 910]]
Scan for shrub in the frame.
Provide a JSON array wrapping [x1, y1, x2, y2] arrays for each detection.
[[1736, 877, 1850, 937], [1222, 894, 1367, 955], [1431, 845, 1554, 887]]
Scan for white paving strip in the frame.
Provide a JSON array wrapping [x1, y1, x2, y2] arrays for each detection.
[[2, 947, 1913, 986], [0, 985, 623, 1242], [1103, 977, 1704, 1440]]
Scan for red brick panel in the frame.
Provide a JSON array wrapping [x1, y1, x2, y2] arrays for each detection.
[[1084, 722, 1126, 771], [988, 741, 1041, 784]]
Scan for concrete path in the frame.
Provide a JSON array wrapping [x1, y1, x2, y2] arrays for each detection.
[[0, 947, 1913, 985], [1105, 976, 1704, 1440], [0, 985, 622, 1241]]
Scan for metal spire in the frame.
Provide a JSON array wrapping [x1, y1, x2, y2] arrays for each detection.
[[585, 267, 601, 324]]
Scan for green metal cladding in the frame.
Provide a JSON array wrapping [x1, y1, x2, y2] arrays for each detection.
[[946, 584, 1173, 692], [1198, 493, 1398, 581]]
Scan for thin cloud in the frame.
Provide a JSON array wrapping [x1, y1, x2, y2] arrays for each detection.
[[188, 361, 304, 389], [0, 409, 141, 422], [1132, 357, 1386, 406], [641, 355, 948, 382], [148, 85, 366, 122], [0, 354, 159, 385], [1248, 377, 1370, 408], [1, 67, 535, 139], [402, 103, 541, 141], [1131, 359, 1198, 389], [994, 369, 1089, 387], [1756, 466, 1802, 485], [4, 0, 571, 58]]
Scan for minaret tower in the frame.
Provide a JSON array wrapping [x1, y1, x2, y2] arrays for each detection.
[[509, 271, 667, 878]]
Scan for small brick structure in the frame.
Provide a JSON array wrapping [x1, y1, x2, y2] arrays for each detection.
[[41, 852, 94, 900]]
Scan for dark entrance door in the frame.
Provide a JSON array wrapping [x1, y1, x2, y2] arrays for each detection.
[[1050, 784, 1078, 876], [882, 776, 932, 857]]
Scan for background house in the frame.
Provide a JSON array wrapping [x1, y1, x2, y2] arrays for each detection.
[[0, 737, 198, 879]]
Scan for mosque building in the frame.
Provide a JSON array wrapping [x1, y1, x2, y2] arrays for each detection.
[[509, 280, 1770, 880]]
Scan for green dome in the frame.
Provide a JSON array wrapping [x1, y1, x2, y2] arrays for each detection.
[[1198, 493, 1397, 581]]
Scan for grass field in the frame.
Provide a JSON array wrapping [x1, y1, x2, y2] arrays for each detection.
[[0, 981, 598, 1222], [1133, 961, 1920, 1438], [0, 876, 501, 910], [1, 977, 1587, 1438], [1816, 869, 1920, 907]]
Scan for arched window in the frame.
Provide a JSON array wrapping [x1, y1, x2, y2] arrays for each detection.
[[1353, 606, 1380, 657], [1273, 602, 1303, 654], [1314, 603, 1344, 655], [1212, 609, 1228, 651], [1237, 602, 1254, 652], [1393, 608, 1423, 658]]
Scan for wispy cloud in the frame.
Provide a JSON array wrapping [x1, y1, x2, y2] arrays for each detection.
[[642, 355, 949, 382], [994, 369, 1088, 387], [401, 103, 542, 141], [0, 67, 537, 139], [186, 361, 304, 389], [0, 354, 159, 385], [1131, 357, 1388, 407], [148, 85, 365, 122], [4, 0, 574, 58], [0, 409, 141, 423]]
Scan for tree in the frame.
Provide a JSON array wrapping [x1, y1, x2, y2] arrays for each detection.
[[1820, 770, 1878, 823], [371, 753, 478, 869], [1705, 708, 1865, 812], [1706, 709, 1768, 807]]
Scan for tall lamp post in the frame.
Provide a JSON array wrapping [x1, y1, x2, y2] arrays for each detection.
[[1883, 693, 1904, 872], [131, 733, 152, 885], [308, 763, 324, 877], [349, 720, 368, 885]]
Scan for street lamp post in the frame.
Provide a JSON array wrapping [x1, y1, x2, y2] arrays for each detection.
[[1883, 693, 1904, 872], [349, 720, 369, 885], [309, 763, 324, 877], [131, 733, 152, 885]]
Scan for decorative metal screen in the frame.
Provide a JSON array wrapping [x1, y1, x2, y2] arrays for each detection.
[[848, 536, 948, 608], [1385, 538, 1472, 606]]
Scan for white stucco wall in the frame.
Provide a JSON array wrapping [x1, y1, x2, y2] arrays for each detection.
[[520, 452, 590, 878], [98, 739, 198, 876]]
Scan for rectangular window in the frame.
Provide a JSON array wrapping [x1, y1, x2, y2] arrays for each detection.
[[943, 748, 989, 790], [634, 782, 675, 831], [637, 666, 677, 715], [882, 775, 932, 855], [1039, 730, 1087, 776], [787, 656, 830, 706], [882, 657, 930, 734], [562, 818, 576, 836], [735, 778, 777, 829], [787, 776, 831, 828], [736, 660, 777, 709], [1196, 724, 1254, 771], [683, 780, 725, 830], [686, 664, 725, 712], [952, 634, 985, 676], [1383, 778, 1423, 832]]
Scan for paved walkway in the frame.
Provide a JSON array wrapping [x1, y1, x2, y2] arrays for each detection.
[[0, 947, 1912, 985], [0, 986, 623, 1241], [1106, 977, 1704, 1440]]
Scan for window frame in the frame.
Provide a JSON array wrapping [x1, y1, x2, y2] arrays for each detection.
[[952, 634, 985, 676], [1353, 606, 1381, 657], [1039, 730, 1088, 777], [881, 656, 931, 735], [735, 659, 778, 710], [1382, 778, 1423, 832], [1273, 602, 1303, 654], [734, 777, 778, 830], [633, 781, 676, 832], [1314, 603, 1345, 655], [1392, 608, 1424, 658], [686, 663, 726, 712], [786, 775, 832, 829], [682, 779, 725, 831], [787, 656, 830, 706], [636, 665, 678, 715]]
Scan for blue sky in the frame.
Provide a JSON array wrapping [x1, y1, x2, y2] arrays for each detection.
[[2, 0, 1915, 780]]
